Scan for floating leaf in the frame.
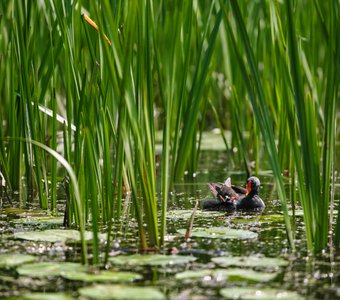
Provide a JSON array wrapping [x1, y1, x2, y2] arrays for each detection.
[[177, 227, 258, 240], [175, 268, 277, 282], [19, 292, 75, 300], [288, 210, 304, 217], [78, 284, 165, 300], [12, 216, 64, 225], [0, 254, 37, 268], [4, 208, 44, 217], [212, 256, 288, 270], [167, 209, 224, 220], [62, 270, 142, 282], [232, 214, 284, 224], [17, 262, 86, 277], [220, 287, 303, 299], [259, 214, 285, 223], [109, 254, 196, 267], [13, 229, 104, 243]]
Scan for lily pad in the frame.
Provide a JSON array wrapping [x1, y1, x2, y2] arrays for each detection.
[[232, 214, 284, 224], [175, 268, 277, 282], [78, 284, 165, 300], [13, 216, 64, 225], [212, 256, 288, 270], [13, 229, 103, 243], [62, 270, 142, 282], [220, 287, 303, 300], [17, 262, 86, 277], [109, 254, 196, 267], [177, 227, 258, 240], [167, 209, 224, 220], [4, 208, 45, 217], [259, 214, 285, 223], [288, 210, 304, 217], [19, 293, 75, 300], [0, 254, 37, 268]]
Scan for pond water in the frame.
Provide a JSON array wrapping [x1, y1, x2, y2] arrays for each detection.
[[0, 149, 339, 299]]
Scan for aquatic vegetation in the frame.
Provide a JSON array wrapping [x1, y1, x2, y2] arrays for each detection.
[[13, 229, 105, 243], [211, 256, 288, 270], [61, 270, 142, 283], [219, 287, 304, 300], [17, 262, 87, 278], [109, 254, 196, 267], [175, 268, 278, 283], [78, 285, 165, 300], [0, 0, 338, 268], [0, 254, 37, 269], [18, 293, 75, 300], [177, 227, 258, 240]]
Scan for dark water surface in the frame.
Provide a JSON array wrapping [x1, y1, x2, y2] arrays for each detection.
[[0, 150, 340, 299]]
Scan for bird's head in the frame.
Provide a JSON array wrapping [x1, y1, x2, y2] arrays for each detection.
[[246, 176, 260, 195]]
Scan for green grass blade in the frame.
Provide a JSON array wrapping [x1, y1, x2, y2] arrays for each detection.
[[224, 0, 294, 249]]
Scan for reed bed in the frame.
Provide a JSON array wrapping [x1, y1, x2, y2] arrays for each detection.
[[0, 0, 338, 262]]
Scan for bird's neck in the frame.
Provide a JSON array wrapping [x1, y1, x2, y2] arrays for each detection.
[[248, 190, 258, 196]]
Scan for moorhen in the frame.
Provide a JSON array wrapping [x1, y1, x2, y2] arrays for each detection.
[[203, 176, 265, 211]]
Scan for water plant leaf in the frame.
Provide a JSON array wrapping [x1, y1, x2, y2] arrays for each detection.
[[175, 268, 278, 282], [0, 254, 37, 268], [231, 214, 284, 224], [212, 256, 288, 270], [4, 208, 46, 217], [220, 287, 304, 300], [259, 214, 285, 223], [109, 254, 196, 267], [288, 210, 304, 217], [78, 284, 165, 300], [177, 227, 258, 240], [19, 292, 75, 300], [13, 229, 104, 243], [62, 270, 142, 282], [167, 209, 225, 219], [17, 262, 86, 277], [12, 216, 64, 225]]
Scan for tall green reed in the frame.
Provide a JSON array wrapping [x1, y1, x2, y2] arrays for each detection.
[[284, 0, 338, 253], [0, 0, 338, 262], [220, 0, 294, 249], [216, 0, 339, 253]]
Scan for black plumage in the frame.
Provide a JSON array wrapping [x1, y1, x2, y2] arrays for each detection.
[[203, 176, 265, 211]]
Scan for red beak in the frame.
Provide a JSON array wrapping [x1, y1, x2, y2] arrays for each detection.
[[246, 181, 252, 195]]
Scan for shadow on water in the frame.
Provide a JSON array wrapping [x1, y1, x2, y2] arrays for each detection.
[[0, 150, 340, 299]]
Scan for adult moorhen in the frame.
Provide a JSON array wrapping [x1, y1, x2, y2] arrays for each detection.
[[203, 176, 265, 211]]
